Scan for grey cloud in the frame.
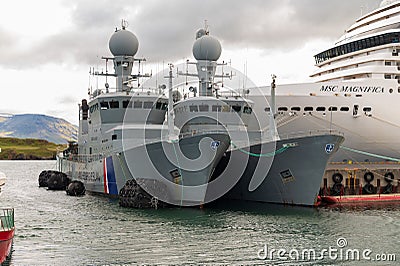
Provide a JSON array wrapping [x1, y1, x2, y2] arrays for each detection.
[[0, 0, 381, 68], [57, 95, 79, 105], [0, 27, 17, 49]]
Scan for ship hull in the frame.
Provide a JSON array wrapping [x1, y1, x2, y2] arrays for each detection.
[[215, 134, 344, 206], [0, 230, 14, 264], [59, 133, 230, 206], [249, 80, 400, 163]]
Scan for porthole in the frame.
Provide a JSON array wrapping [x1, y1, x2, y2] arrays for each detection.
[[390, 88, 394, 94]]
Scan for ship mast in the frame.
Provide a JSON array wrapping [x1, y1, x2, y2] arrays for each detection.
[[92, 20, 150, 94], [178, 25, 230, 97], [167, 63, 177, 140]]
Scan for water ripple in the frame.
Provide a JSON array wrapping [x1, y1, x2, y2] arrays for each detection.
[[0, 161, 399, 265]]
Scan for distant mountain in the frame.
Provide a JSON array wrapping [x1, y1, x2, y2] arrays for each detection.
[[0, 114, 77, 144]]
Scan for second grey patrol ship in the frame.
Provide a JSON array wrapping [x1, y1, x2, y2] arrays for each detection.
[[169, 27, 345, 206]]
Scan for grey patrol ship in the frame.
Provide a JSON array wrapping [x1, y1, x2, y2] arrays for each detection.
[[172, 27, 345, 206], [57, 22, 230, 207]]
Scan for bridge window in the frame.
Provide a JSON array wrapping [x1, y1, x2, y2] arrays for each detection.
[[316, 107, 326, 112], [304, 107, 313, 112], [154, 101, 168, 110], [199, 104, 209, 112], [212, 105, 222, 112], [231, 105, 242, 113], [100, 101, 109, 110], [328, 106, 338, 112], [291, 107, 301, 112], [278, 107, 288, 112], [189, 105, 198, 112], [122, 100, 130, 108], [109, 101, 119, 109], [133, 101, 143, 108], [363, 107, 372, 112], [143, 101, 153, 109], [222, 105, 230, 112], [243, 106, 253, 114], [340, 107, 350, 112]]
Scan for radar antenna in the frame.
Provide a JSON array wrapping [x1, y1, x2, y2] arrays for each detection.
[[204, 20, 209, 35], [121, 19, 129, 30]]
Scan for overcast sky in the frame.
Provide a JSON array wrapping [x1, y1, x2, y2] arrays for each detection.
[[0, 0, 381, 124]]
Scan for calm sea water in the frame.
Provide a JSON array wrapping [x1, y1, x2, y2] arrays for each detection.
[[0, 161, 399, 266]]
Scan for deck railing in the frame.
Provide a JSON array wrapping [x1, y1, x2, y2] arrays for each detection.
[[0, 208, 14, 231]]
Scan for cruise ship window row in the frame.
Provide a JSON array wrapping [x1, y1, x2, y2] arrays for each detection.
[[266, 106, 372, 113], [315, 32, 400, 64]]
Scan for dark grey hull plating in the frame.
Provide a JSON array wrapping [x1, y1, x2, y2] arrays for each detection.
[[214, 134, 345, 206]]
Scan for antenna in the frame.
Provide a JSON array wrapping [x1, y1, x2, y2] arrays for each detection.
[[185, 59, 189, 85], [270, 74, 278, 140], [121, 19, 128, 30], [138, 59, 141, 87], [105, 58, 108, 86], [221, 60, 224, 88], [167, 63, 177, 140], [204, 20, 209, 34]]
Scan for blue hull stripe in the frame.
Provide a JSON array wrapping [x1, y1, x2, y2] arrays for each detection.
[[106, 157, 118, 195]]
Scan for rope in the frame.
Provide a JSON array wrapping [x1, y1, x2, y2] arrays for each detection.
[[370, 115, 400, 130], [304, 114, 400, 159], [231, 142, 291, 157], [341, 146, 400, 162]]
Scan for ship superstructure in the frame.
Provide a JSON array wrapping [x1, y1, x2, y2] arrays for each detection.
[[312, 0, 400, 82]]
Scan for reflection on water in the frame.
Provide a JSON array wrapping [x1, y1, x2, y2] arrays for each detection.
[[0, 161, 399, 265]]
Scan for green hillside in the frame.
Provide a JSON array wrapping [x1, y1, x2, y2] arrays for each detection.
[[0, 137, 67, 160], [0, 114, 78, 144]]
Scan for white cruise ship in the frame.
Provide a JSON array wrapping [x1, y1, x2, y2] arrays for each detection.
[[250, 0, 400, 164]]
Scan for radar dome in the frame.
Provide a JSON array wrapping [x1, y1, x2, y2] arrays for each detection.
[[109, 29, 139, 56], [192, 35, 222, 61]]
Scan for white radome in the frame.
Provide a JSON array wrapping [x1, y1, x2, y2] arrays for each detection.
[[109, 29, 139, 56], [192, 35, 222, 61]]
